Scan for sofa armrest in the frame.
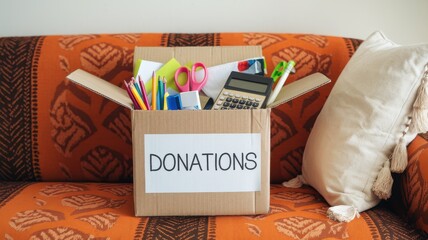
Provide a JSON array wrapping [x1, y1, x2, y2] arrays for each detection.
[[389, 135, 428, 233]]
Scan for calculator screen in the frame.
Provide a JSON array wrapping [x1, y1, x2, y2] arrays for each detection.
[[229, 78, 268, 93]]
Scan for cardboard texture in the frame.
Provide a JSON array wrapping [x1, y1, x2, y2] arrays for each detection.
[[66, 46, 331, 216]]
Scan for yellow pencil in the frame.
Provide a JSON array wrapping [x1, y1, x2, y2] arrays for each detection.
[[130, 85, 147, 110], [152, 71, 157, 110]]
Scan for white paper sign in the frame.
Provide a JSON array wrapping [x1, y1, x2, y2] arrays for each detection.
[[144, 133, 261, 193]]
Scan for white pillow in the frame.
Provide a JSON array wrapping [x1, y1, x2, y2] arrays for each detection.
[[302, 31, 428, 211]]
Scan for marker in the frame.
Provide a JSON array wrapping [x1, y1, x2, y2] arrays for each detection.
[[267, 60, 295, 106]]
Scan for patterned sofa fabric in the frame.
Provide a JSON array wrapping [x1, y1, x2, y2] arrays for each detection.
[[0, 33, 360, 183], [1, 33, 427, 239], [389, 135, 428, 233], [0, 182, 426, 239]]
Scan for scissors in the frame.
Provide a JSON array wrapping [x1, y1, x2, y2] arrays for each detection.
[[174, 62, 208, 92], [271, 61, 296, 82]]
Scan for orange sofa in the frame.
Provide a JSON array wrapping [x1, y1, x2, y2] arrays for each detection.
[[0, 33, 427, 239]]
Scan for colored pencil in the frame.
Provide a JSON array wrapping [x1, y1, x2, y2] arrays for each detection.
[[123, 80, 140, 110], [151, 71, 157, 110]]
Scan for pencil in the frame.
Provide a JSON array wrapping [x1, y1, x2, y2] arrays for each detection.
[[138, 75, 151, 110], [163, 92, 169, 110], [123, 80, 140, 110], [130, 84, 147, 110], [158, 76, 164, 110], [152, 71, 157, 110]]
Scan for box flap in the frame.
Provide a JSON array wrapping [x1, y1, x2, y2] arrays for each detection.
[[66, 69, 133, 110], [267, 73, 331, 108], [134, 46, 263, 68]]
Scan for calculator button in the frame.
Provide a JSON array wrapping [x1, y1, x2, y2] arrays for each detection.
[[242, 96, 248, 100], [223, 102, 230, 107], [226, 97, 232, 102], [219, 96, 225, 100], [230, 103, 237, 108], [223, 92, 229, 96], [243, 106, 249, 109], [221, 107, 228, 110], [232, 98, 239, 103], [235, 95, 241, 98], [237, 105, 243, 109], [213, 106, 220, 110], [249, 97, 255, 101], [252, 102, 259, 108], [216, 101, 223, 106], [229, 93, 234, 97], [246, 101, 253, 106], [239, 99, 246, 104], [255, 98, 261, 102]]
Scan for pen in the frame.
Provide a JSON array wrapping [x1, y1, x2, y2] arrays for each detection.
[[138, 75, 151, 110], [267, 60, 295, 106], [124, 80, 141, 110], [152, 71, 157, 110]]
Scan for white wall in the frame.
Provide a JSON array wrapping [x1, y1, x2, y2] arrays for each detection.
[[1, 0, 427, 44]]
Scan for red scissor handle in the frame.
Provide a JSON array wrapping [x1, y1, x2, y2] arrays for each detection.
[[174, 62, 208, 92], [189, 62, 208, 92], [174, 67, 191, 92]]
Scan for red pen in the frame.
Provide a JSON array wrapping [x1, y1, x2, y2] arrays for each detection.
[[138, 75, 151, 110]]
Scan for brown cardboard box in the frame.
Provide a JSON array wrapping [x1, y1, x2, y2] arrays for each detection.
[[67, 46, 330, 216]]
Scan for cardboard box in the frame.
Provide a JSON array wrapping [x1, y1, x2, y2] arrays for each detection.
[[67, 46, 330, 216]]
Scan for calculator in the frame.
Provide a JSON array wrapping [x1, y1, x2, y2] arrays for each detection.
[[212, 71, 273, 110]]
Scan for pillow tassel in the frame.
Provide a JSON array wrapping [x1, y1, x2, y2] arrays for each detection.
[[410, 108, 428, 133], [282, 175, 306, 188], [410, 64, 428, 133], [327, 205, 360, 222], [390, 137, 408, 173], [372, 160, 393, 200]]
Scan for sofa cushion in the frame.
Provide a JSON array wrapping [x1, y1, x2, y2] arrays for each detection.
[[0, 33, 360, 183], [302, 31, 428, 211], [0, 182, 425, 239], [389, 135, 428, 233]]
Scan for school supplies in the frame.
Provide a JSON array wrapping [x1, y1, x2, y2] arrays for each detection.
[[197, 57, 266, 100], [270, 61, 296, 82], [134, 59, 163, 80], [163, 92, 169, 110], [146, 58, 182, 94], [212, 72, 273, 110], [151, 71, 158, 110], [138, 76, 151, 110], [267, 60, 295, 106], [158, 76, 164, 110], [167, 94, 182, 110], [130, 84, 148, 110], [271, 61, 287, 82], [174, 62, 208, 92], [124, 80, 140, 110], [180, 91, 202, 110]]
